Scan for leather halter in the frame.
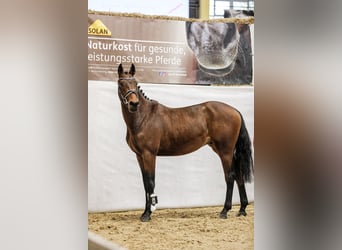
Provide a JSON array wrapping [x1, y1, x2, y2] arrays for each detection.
[[118, 77, 138, 105]]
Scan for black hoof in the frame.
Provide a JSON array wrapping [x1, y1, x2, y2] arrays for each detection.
[[219, 211, 228, 219], [140, 214, 151, 222], [237, 211, 247, 217]]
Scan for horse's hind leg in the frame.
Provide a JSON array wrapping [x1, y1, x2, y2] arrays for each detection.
[[235, 177, 248, 216], [136, 152, 157, 222], [220, 170, 234, 219], [216, 150, 235, 219], [213, 145, 249, 218]]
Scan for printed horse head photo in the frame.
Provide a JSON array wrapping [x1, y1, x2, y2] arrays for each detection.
[[186, 10, 254, 84]]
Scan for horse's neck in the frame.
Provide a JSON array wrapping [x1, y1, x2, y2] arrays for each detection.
[[121, 94, 154, 132]]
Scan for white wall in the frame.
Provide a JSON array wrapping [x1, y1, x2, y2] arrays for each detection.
[[88, 81, 254, 212]]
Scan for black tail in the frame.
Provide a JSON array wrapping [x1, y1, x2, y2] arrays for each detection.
[[234, 113, 254, 183]]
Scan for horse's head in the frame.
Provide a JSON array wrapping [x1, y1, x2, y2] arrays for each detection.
[[118, 63, 140, 113]]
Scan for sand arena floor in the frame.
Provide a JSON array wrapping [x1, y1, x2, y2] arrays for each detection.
[[89, 203, 254, 250]]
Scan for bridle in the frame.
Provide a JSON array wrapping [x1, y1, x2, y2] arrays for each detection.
[[118, 77, 139, 105]]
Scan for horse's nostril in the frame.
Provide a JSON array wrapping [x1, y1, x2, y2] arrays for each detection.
[[129, 101, 139, 107]]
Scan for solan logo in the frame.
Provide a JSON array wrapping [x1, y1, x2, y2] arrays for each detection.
[[88, 20, 111, 36]]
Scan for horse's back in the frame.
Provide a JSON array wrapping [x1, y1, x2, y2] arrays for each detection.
[[203, 101, 241, 122], [157, 101, 241, 132]]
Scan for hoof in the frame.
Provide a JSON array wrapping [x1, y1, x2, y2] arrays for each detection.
[[140, 214, 151, 222], [237, 211, 247, 217], [219, 212, 228, 219]]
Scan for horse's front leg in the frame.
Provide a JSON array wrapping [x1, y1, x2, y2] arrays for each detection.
[[136, 152, 157, 222]]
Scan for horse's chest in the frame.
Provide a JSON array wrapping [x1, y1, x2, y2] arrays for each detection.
[[126, 131, 152, 154], [126, 132, 141, 154]]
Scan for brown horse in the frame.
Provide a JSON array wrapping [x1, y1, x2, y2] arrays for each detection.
[[117, 63, 253, 222]]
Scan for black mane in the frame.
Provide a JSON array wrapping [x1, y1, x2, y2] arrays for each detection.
[[137, 85, 152, 101]]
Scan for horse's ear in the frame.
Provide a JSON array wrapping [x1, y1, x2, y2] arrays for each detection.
[[118, 63, 123, 76], [129, 64, 135, 76]]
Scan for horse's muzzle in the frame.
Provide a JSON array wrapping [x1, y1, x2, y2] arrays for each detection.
[[129, 101, 140, 112]]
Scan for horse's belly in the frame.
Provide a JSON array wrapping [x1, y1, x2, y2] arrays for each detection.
[[157, 136, 208, 156]]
